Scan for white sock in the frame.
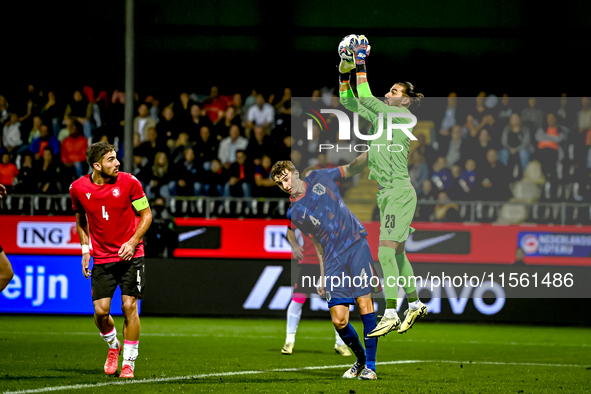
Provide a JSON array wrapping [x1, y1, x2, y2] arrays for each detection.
[[335, 327, 345, 346], [123, 341, 139, 370], [408, 300, 421, 310], [100, 328, 119, 349], [384, 308, 399, 319], [286, 300, 303, 343]]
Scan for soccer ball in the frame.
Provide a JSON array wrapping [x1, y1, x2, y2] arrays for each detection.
[[338, 34, 358, 62]]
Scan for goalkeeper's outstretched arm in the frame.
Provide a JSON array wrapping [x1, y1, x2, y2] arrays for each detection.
[[342, 152, 368, 178]]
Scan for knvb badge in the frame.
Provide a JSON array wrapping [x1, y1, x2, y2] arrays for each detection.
[[303, 107, 417, 153]]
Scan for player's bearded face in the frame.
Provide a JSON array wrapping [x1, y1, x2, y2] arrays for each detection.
[[385, 84, 409, 107], [98, 151, 120, 178]]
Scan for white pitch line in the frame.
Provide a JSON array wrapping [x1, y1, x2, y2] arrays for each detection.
[[0, 331, 588, 347], [3, 360, 590, 394]]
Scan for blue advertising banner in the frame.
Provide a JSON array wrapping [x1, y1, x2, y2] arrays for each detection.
[[518, 232, 591, 257], [0, 255, 141, 315]]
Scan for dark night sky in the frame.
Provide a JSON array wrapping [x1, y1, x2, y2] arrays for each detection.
[[1, 0, 589, 101]]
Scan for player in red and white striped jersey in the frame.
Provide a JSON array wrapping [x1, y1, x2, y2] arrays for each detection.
[[70, 142, 152, 379]]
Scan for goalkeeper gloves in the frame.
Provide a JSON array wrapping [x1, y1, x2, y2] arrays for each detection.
[[353, 35, 369, 66]]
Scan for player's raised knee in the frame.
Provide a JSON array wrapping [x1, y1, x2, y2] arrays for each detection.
[[332, 315, 348, 330]]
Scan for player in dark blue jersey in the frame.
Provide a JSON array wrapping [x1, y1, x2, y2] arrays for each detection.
[[272, 160, 380, 380]]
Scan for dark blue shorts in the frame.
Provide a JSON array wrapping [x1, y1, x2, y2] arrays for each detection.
[[325, 238, 380, 308]]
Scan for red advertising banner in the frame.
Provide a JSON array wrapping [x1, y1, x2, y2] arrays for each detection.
[[1, 216, 589, 265], [173, 218, 591, 266]]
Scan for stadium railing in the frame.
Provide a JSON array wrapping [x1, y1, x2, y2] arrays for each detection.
[[1, 194, 590, 225]]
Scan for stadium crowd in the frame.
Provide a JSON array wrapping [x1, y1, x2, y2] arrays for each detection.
[[1, 86, 590, 221]]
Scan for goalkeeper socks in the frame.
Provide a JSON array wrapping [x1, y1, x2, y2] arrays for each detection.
[[379, 246, 399, 314], [286, 297, 304, 342], [100, 327, 119, 349], [361, 313, 378, 372], [123, 340, 139, 370], [395, 252, 418, 302], [336, 323, 366, 365]]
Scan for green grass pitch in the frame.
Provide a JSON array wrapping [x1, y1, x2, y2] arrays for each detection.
[[0, 316, 590, 393]]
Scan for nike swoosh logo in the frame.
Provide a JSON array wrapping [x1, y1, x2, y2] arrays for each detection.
[[178, 228, 207, 242], [406, 233, 456, 252]]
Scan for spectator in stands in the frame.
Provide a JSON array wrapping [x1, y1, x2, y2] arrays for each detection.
[[495, 94, 514, 128], [176, 92, 193, 125], [64, 90, 93, 138], [409, 150, 429, 194], [475, 149, 510, 201], [26, 116, 43, 144], [464, 92, 494, 138], [415, 179, 437, 221], [0, 96, 9, 126], [556, 93, 573, 127], [30, 125, 59, 159], [272, 100, 291, 145], [535, 112, 566, 179], [414, 133, 437, 169], [459, 159, 477, 200], [273, 135, 293, 163], [445, 125, 463, 167], [145, 94, 160, 122], [203, 158, 227, 196], [500, 113, 533, 171], [214, 106, 242, 140], [447, 165, 465, 200], [36, 146, 63, 194], [246, 126, 272, 166], [194, 126, 218, 171], [40, 91, 61, 136], [134, 104, 157, 142], [290, 149, 303, 170], [232, 93, 244, 124], [572, 97, 591, 168], [134, 127, 159, 168], [157, 106, 179, 147], [14, 153, 35, 194], [169, 132, 191, 167], [61, 121, 89, 178], [431, 157, 452, 191], [243, 89, 258, 118], [2, 114, 23, 153], [146, 152, 175, 201], [184, 104, 213, 142], [202, 86, 228, 123], [430, 191, 460, 222], [174, 147, 201, 196], [57, 117, 73, 142], [0, 153, 18, 192], [437, 92, 458, 152], [218, 124, 248, 169], [224, 150, 252, 197], [520, 97, 545, 131], [247, 94, 274, 132], [254, 155, 282, 197]]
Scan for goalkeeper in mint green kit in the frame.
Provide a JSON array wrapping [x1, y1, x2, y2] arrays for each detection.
[[339, 35, 427, 337]]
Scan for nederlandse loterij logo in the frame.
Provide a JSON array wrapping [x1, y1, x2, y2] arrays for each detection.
[[304, 107, 418, 153]]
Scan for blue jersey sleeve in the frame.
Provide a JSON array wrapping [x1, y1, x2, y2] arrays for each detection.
[[323, 167, 345, 181]]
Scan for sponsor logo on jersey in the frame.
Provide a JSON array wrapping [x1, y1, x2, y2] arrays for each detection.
[[312, 183, 326, 196], [86, 193, 91, 199]]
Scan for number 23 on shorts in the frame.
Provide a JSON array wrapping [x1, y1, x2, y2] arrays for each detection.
[[384, 214, 395, 228]]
